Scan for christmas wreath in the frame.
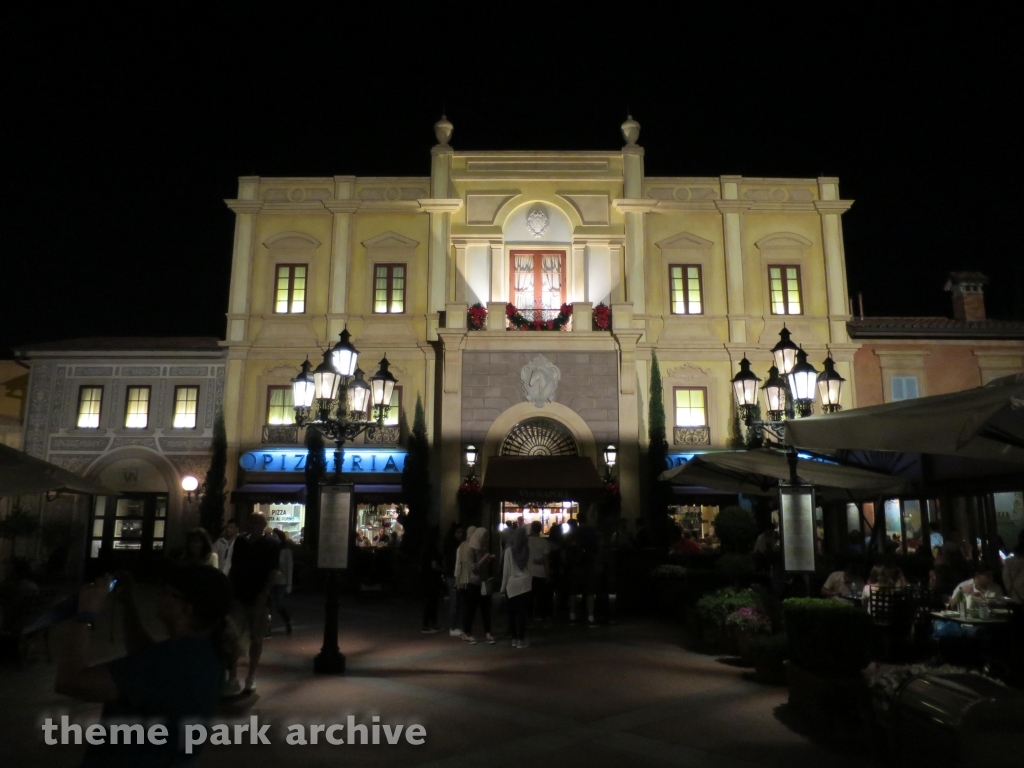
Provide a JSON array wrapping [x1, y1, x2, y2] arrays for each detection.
[[505, 302, 573, 331], [593, 302, 612, 330], [467, 303, 487, 330]]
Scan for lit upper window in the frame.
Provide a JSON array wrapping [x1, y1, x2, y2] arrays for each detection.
[[124, 387, 150, 429], [511, 252, 564, 310], [172, 386, 199, 429], [669, 265, 703, 315], [769, 266, 802, 315], [891, 376, 919, 402], [373, 264, 406, 314], [275, 265, 307, 314], [267, 386, 295, 425], [674, 387, 707, 427], [77, 387, 102, 429]]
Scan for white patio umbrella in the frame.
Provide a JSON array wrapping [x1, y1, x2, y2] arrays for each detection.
[[0, 443, 114, 497], [784, 373, 1024, 464], [659, 449, 912, 501]]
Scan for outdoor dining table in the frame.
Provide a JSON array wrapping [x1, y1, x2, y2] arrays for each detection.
[[929, 610, 1012, 626]]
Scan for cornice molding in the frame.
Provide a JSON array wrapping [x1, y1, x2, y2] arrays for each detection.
[[224, 200, 264, 214], [814, 200, 854, 214], [323, 200, 360, 214], [611, 199, 658, 213], [418, 199, 463, 214], [714, 200, 754, 214]]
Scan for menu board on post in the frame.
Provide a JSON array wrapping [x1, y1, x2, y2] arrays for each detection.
[[779, 483, 816, 573], [318, 485, 353, 570]]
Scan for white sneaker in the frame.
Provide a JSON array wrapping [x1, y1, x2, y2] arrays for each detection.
[[464, 635, 477, 645], [449, 629, 464, 637], [518, 640, 530, 649], [511, 639, 519, 648], [222, 677, 243, 697], [244, 675, 256, 693]]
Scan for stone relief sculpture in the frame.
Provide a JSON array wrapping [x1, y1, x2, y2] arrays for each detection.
[[520, 355, 560, 407], [525, 206, 549, 238]]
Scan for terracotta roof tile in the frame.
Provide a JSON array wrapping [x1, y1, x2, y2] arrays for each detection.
[[848, 317, 1024, 339]]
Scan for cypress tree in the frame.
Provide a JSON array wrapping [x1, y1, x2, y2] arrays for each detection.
[[647, 352, 670, 541], [198, 409, 228, 537], [400, 394, 430, 553]]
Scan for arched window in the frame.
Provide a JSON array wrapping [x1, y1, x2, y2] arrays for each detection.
[[500, 418, 578, 457]]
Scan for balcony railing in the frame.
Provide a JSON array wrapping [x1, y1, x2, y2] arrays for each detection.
[[364, 425, 401, 445], [506, 306, 573, 331], [262, 424, 300, 444], [673, 426, 711, 446]]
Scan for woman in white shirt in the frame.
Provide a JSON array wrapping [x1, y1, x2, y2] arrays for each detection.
[[502, 527, 534, 648]]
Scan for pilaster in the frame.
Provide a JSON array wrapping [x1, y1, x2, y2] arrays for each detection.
[[326, 197, 358, 338], [489, 241, 505, 302], [224, 197, 263, 343], [613, 320, 644, 522], [437, 328, 468, 527], [715, 190, 751, 345], [815, 198, 855, 344]]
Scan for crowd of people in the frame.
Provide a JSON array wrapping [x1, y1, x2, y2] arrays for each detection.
[[816, 529, 1024, 612], [421, 507, 623, 648], [44, 511, 301, 763]]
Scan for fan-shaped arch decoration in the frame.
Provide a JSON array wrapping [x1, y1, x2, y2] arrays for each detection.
[[500, 418, 578, 457]]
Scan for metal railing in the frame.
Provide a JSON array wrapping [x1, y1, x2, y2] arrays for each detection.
[[673, 426, 711, 446], [364, 425, 400, 445], [262, 424, 300, 444]]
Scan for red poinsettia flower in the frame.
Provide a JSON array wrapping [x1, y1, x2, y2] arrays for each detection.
[[561, 303, 573, 315], [546, 319, 554, 329], [505, 303, 517, 317]]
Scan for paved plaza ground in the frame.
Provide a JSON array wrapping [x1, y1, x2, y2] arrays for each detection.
[[1, 592, 877, 767]]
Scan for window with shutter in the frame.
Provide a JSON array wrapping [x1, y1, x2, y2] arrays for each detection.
[[891, 376, 919, 402]]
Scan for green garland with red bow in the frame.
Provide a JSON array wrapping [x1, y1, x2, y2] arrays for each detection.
[[505, 302, 573, 331]]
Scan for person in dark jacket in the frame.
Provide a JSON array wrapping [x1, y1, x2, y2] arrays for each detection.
[[421, 526, 444, 633], [442, 523, 465, 636]]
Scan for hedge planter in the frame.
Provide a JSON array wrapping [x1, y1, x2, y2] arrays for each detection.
[[786, 661, 869, 737], [755, 654, 787, 685]]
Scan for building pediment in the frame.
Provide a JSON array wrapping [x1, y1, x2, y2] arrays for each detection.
[[361, 231, 420, 249], [656, 231, 714, 251]]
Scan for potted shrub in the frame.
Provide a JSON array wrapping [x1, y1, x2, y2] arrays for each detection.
[[783, 598, 873, 736], [695, 587, 762, 653], [748, 633, 788, 684], [713, 506, 757, 553], [725, 606, 772, 663]]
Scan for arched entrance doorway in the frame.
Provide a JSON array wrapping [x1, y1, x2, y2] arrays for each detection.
[[489, 417, 600, 533], [84, 448, 183, 576]]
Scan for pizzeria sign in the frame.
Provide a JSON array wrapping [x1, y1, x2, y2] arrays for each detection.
[[239, 448, 406, 474]]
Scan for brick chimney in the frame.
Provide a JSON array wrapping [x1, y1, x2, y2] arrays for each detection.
[[944, 272, 988, 322]]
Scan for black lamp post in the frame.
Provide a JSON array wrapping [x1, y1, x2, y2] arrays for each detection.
[[816, 355, 846, 414], [290, 328, 398, 674], [731, 327, 842, 449], [787, 347, 819, 418], [464, 444, 478, 481]]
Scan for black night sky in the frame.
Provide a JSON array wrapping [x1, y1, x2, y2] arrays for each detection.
[[3, 7, 1021, 355]]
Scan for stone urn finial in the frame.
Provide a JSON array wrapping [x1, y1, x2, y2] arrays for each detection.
[[621, 114, 640, 146], [434, 115, 453, 146]]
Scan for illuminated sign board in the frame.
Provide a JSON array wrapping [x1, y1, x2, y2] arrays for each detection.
[[238, 448, 406, 474], [665, 453, 695, 469]]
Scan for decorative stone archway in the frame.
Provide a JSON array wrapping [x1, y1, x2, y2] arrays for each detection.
[[85, 447, 190, 548], [480, 401, 597, 478]]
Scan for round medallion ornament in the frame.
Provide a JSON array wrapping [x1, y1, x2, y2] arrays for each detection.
[[501, 418, 578, 457], [525, 206, 549, 238]]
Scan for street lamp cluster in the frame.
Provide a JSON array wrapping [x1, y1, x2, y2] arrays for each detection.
[[731, 326, 845, 443], [291, 329, 398, 476]]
